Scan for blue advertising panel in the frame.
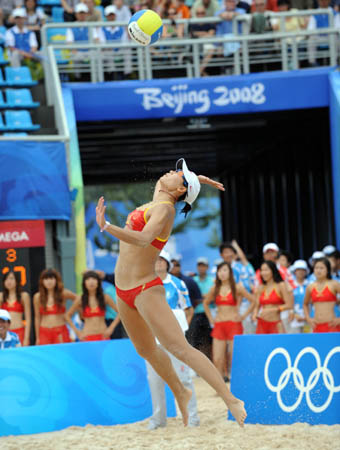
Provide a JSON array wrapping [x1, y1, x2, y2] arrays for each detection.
[[329, 71, 340, 250], [230, 333, 340, 425], [0, 141, 71, 220], [0, 339, 176, 436], [65, 67, 331, 122]]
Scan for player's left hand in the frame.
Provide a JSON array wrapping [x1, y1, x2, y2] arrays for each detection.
[[198, 175, 225, 191], [96, 196, 107, 230]]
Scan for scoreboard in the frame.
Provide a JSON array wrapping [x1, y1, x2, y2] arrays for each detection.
[[0, 220, 46, 296]]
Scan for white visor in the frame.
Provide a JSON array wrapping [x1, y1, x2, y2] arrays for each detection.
[[308, 251, 325, 266], [0, 309, 11, 321], [322, 245, 336, 256], [263, 242, 279, 253], [292, 259, 309, 273], [159, 250, 171, 266], [176, 158, 200, 206]]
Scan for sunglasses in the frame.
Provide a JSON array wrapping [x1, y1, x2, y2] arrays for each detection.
[[176, 169, 188, 188]]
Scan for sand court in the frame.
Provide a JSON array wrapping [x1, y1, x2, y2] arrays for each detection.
[[1, 377, 339, 450]]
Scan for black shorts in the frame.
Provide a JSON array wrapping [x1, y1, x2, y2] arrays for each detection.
[[186, 313, 212, 349]]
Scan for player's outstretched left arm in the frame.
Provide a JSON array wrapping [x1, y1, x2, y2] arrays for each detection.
[[198, 175, 225, 191]]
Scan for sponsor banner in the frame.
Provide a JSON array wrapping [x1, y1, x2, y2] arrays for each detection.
[[66, 67, 331, 121], [0, 339, 176, 436], [230, 333, 340, 425], [0, 220, 45, 249]]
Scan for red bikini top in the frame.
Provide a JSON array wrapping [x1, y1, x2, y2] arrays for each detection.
[[126, 201, 173, 250], [40, 304, 66, 315], [83, 306, 105, 318], [215, 292, 237, 306], [311, 286, 337, 303], [2, 300, 24, 313], [259, 288, 284, 306]]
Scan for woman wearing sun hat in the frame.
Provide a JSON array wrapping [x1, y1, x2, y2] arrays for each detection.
[[96, 158, 247, 428]]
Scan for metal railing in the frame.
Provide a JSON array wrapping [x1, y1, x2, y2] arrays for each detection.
[[40, 8, 339, 82]]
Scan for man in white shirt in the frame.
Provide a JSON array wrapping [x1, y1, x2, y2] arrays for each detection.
[[94, 5, 125, 79], [307, 0, 338, 65], [5, 8, 38, 67], [0, 309, 21, 350]]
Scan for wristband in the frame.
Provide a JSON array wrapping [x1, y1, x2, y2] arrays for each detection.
[[278, 305, 284, 312], [100, 220, 110, 233]]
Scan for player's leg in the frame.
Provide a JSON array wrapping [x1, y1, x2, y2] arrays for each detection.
[[166, 348, 200, 427], [135, 286, 247, 427], [117, 295, 191, 426]]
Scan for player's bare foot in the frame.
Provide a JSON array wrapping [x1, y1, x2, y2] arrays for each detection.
[[228, 398, 247, 428], [176, 387, 192, 426]]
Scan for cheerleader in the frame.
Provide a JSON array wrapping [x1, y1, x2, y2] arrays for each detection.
[[0, 271, 31, 346], [65, 271, 119, 341], [303, 257, 340, 332], [203, 261, 255, 380], [252, 261, 293, 334], [33, 268, 77, 345]]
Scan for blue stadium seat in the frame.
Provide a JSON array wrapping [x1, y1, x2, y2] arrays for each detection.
[[5, 67, 38, 86], [0, 113, 7, 130], [38, 0, 61, 6], [3, 132, 28, 136], [0, 69, 7, 86], [0, 26, 6, 46], [6, 89, 40, 108], [0, 91, 7, 108], [4, 110, 40, 131], [0, 47, 8, 66], [52, 6, 64, 22]]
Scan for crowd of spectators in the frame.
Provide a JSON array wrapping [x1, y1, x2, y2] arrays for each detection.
[[0, 0, 339, 80]]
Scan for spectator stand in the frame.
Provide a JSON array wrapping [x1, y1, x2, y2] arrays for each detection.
[[41, 21, 142, 82], [0, 46, 68, 138], [41, 9, 339, 82], [233, 8, 337, 72]]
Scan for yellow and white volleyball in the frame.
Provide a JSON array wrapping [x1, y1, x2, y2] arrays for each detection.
[[128, 9, 163, 46]]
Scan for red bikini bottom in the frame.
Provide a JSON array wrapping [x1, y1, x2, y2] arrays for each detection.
[[256, 317, 282, 334], [11, 327, 25, 344], [211, 321, 243, 341], [116, 277, 163, 309], [314, 322, 340, 333], [82, 334, 108, 341], [39, 325, 71, 344]]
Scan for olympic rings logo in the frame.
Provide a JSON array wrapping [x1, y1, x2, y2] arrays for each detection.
[[264, 346, 340, 413]]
